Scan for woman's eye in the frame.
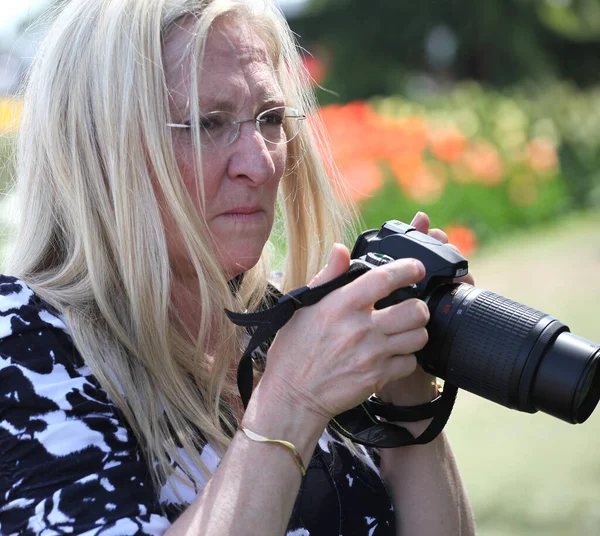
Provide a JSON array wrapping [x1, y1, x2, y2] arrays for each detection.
[[199, 113, 226, 130], [199, 118, 216, 130], [260, 111, 284, 126]]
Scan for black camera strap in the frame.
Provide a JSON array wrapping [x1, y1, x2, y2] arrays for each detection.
[[224, 264, 458, 448], [327, 385, 457, 448]]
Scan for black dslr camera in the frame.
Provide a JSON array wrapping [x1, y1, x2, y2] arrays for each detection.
[[351, 220, 600, 424]]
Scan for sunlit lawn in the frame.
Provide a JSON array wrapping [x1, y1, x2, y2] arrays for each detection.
[[447, 211, 600, 536]]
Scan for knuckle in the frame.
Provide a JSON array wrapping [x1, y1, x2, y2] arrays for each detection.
[[404, 354, 419, 374], [416, 327, 429, 348], [371, 267, 395, 290], [412, 300, 430, 325]]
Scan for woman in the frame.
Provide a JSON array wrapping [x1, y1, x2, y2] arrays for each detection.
[[0, 0, 475, 534]]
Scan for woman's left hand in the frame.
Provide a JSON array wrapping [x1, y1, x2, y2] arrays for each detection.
[[376, 211, 475, 408]]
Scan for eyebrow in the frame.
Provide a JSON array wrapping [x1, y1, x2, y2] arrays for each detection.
[[199, 97, 286, 114]]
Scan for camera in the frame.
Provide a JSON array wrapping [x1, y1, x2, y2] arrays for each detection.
[[351, 220, 600, 424]]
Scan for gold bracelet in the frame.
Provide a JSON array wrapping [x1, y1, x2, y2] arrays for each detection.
[[239, 426, 307, 477]]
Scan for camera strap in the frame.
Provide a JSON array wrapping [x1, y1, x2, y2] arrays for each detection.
[[225, 263, 457, 448], [327, 384, 457, 447]]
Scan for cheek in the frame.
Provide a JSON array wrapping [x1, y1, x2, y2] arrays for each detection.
[[175, 145, 224, 210]]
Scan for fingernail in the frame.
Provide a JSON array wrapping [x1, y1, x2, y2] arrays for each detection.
[[413, 259, 425, 276]]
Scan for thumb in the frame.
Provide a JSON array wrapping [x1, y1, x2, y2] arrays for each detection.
[[309, 243, 351, 288]]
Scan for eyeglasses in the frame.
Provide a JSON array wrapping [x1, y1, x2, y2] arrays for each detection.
[[166, 105, 306, 148]]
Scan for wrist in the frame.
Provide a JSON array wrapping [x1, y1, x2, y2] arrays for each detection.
[[242, 379, 327, 468], [377, 366, 438, 407], [376, 371, 440, 437]]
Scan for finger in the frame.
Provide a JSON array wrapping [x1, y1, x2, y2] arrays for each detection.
[[386, 327, 429, 356], [339, 258, 425, 310], [384, 354, 419, 383], [372, 298, 430, 335], [410, 211, 430, 234], [309, 243, 351, 288], [428, 228, 448, 244], [455, 273, 475, 286]]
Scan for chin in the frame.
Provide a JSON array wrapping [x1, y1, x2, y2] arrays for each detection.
[[220, 249, 264, 279]]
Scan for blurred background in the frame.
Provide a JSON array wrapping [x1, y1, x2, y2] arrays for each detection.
[[1, 1, 600, 534]]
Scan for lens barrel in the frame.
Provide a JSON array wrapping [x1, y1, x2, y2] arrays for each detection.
[[418, 283, 600, 423]]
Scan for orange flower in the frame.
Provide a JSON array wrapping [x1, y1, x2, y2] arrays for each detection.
[[429, 127, 466, 163], [390, 160, 447, 203], [461, 140, 504, 185], [526, 137, 558, 173], [444, 225, 478, 257], [334, 159, 383, 202], [378, 116, 428, 162], [317, 103, 430, 200], [388, 153, 422, 189], [318, 102, 380, 162]]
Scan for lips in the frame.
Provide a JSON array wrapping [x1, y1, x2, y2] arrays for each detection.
[[222, 206, 263, 215]]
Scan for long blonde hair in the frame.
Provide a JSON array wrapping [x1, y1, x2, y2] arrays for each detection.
[[7, 0, 356, 495]]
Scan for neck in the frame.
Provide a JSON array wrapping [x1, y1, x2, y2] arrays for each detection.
[[171, 275, 204, 343]]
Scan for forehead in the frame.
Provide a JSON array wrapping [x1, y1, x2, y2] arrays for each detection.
[[164, 16, 281, 110]]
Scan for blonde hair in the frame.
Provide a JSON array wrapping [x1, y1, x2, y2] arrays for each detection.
[[7, 0, 357, 497]]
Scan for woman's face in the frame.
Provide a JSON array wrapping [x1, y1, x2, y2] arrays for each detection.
[[163, 17, 287, 279]]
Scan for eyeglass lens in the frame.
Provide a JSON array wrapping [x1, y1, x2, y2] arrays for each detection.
[[199, 106, 304, 147]]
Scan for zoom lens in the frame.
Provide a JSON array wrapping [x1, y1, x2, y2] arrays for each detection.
[[417, 283, 600, 423], [532, 333, 600, 423]]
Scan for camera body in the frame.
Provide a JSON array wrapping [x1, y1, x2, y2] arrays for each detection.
[[351, 219, 469, 379], [350, 220, 600, 424], [351, 220, 467, 307]]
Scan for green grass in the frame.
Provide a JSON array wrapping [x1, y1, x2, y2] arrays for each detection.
[[446, 210, 600, 536]]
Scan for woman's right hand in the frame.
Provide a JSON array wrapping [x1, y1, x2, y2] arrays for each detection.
[[259, 243, 431, 425]]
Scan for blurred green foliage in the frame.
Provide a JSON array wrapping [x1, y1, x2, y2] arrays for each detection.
[[0, 135, 16, 265], [290, 0, 600, 103], [0, 135, 15, 193]]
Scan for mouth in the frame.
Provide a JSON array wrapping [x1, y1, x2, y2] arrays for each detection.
[[223, 206, 263, 216], [217, 206, 267, 225]]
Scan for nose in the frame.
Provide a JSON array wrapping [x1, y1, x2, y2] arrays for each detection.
[[226, 122, 279, 185]]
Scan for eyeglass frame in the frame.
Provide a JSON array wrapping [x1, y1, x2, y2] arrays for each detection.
[[166, 105, 307, 148]]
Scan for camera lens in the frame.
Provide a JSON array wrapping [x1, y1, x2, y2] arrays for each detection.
[[576, 357, 600, 413], [418, 284, 600, 423], [532, 333, 600, 423], [578, 356, 600, 420]]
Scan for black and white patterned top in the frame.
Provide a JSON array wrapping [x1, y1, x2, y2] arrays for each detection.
[[0, 274, 396, 535]]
